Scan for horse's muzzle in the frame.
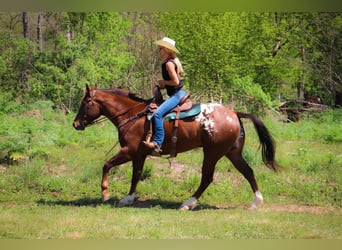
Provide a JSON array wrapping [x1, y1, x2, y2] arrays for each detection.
[[73, 120, 85, 130]]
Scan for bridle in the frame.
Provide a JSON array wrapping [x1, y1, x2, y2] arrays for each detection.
[[84, 89, 149, 128], [83, 89, 107, 127], [82, 88, 150, 158]]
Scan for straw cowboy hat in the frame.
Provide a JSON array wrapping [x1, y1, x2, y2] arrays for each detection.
[[154, 37, 180, 53]]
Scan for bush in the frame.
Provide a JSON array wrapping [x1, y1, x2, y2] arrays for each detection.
[[225, 76, 275, 114]]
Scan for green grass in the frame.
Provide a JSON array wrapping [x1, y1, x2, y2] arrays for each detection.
[[0, 203, 340, 239], [0, 104, 341, 239]]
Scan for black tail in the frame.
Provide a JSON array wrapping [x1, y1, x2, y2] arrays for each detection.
[[237, 112, 280, 171]]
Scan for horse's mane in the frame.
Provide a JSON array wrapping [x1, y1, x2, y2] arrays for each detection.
[[99, 88, 150, 103]]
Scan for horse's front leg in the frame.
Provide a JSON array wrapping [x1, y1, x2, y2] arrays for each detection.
[[118, 156, 146, 207], [102, 147, 131, 202], [180, 150, 220, 211]]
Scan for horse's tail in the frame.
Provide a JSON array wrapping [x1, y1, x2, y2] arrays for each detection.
[[237, 112, 280, 172]]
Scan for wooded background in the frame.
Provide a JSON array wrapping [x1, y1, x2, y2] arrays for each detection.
[[1, 12, 341, 113]]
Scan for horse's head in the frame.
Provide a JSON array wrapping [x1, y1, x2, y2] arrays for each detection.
[[73, 84, 101, 130]]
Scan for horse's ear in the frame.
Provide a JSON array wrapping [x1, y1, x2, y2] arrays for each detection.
[[94, 84, 97, 90], [86, 84, 90, 94]]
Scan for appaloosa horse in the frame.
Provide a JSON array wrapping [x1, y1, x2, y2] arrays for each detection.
[[73, 85, 280, 210]]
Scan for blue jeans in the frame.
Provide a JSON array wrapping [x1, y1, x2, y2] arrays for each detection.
[[152, 89, 186, 147]]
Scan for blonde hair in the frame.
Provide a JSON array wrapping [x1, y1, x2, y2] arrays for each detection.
[[173, 57, 184, 79], [164, 47, 185, 79]]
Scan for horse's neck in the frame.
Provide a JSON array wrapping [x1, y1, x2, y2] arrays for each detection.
[[100, 93, 145, 122]]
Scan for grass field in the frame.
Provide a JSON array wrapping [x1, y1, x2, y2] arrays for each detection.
[[0, 202, 340, 239], [0, 103, 341, 239]]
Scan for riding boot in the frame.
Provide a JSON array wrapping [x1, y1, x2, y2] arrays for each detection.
[[143, 141, 162, 155]]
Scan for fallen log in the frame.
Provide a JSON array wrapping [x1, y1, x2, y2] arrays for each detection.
[[279, 99, 329, 122]]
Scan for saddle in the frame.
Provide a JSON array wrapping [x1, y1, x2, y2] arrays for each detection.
[[145, 93, 200, 157]]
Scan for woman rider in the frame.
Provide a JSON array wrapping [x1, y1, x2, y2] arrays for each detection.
[[143, 37, 187, 154]]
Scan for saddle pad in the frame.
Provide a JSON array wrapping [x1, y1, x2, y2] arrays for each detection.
[[147, 103, 201, 121]]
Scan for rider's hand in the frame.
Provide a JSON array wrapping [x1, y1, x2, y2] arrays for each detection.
[[158, 80, 166, 88]]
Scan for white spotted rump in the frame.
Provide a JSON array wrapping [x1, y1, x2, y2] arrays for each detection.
[[195, 103, 221, 136]]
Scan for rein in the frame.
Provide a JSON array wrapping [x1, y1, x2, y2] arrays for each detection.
[[86, 94, 149, 128], [84, 90, 150, 159], [87, 116, 108, 127], [102, 103, 149, 159], [117, 103, 149, 129]]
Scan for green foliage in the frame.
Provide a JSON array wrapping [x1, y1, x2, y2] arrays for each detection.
[[273, 109, 342, 143], [154, 12, 342, 106], [0, 97, 25, 115], [1, 12, 341, 112], [0, 30, 31, 98], [156, 12, 250, 100], [228, 76, 274, 113], [0, 12, 135, 111]]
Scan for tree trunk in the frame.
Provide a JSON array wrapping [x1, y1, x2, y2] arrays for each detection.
[[22, 12, 29, 39], [37, 12, 43, 51], [17, 12, 30, 92], [21, 12, 29, 84], [298, 46, 305, 99], [335, 92, 342, 107]]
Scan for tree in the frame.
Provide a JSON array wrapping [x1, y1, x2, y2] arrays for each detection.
[[28, 12, 134, 110], [0, 12, 341, 113], [22, 12, 29, 38], [37, 12, 43, 51], [123, 12, 162, 98], [154, 12, 273, 112], [259, 12, 342, 105], [306, 13, 342, 105], [155, 13, 246, 102]]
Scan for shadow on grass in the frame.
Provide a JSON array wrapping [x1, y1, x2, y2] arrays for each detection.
[[36, 197, 240, 211]]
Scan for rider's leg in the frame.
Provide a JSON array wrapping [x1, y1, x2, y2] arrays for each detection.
[[145, 89, 186, 151]]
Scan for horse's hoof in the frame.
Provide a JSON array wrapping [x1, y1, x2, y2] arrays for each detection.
[[179, 197, 197, 211], [102, 194, 111, 202], [118, 194, 135, 207], [118, 200, 134, 207], [179, 205, 190, 211], [248, 204, 258, 210], [249, 199, 263, 210], [117, 202, 126, 208], [249, 191, 263, 209]]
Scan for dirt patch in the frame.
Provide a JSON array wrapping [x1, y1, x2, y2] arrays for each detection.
[[212, 203, 342, 215], [23, 109, 42, 118], [43, 164, 67, 177], [262, 204, 341, 215], [170, 162, 185, 173]]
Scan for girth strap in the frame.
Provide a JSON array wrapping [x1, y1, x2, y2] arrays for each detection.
[[170, 108, 181, 157]]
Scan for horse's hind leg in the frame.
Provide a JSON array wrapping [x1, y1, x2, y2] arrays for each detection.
[[226, 152, 264, 209]]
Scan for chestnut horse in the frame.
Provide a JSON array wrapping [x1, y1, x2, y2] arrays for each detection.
[[73, 85, 280, 210]]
